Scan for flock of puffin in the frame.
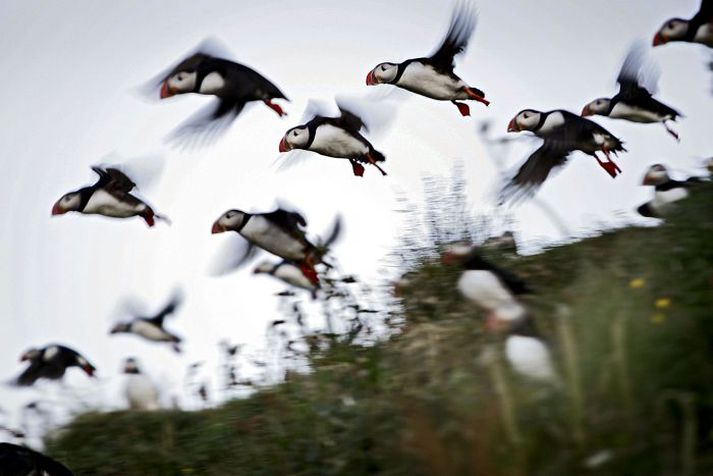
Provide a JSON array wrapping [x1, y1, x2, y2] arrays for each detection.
[[3, 0, 713, 473]]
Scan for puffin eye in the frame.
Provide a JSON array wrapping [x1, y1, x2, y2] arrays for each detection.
[[381, 65, 387, 71], [523, 113, 529, 119], [292, 130, 298, 136]]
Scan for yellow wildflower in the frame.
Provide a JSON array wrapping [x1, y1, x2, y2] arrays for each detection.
[[629, 278, 645, 289]]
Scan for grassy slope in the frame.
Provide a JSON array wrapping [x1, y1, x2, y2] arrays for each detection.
[[47, 184, 713, 476]]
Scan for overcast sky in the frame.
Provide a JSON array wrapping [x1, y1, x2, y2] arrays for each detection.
[[0, 0, 711, 439]]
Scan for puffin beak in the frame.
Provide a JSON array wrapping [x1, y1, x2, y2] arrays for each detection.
[[642, 174, 654, 186], [19, 354, 28, 362], [652, 33, 665, 47], [507, 119, 519, 133], [211, 221, 226, 234], [160, 80, 175, 99], [365, 70, 377, 86], [278, 136, 291, 153], [441, 252, 459, 265], [581, 105, 592, 117], [83, 366, 96, 377], [51, 201, 64, 216]]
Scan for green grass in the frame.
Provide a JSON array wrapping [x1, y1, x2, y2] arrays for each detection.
[[47, 183, 713, 475]]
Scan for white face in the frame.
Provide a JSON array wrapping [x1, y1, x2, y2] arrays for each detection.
[[282, 126, 310, 150], [167, 70, 198, 94], [20, 348, 40, 362], [369, 62, 398, 84], [216, 209, 247, 231], [643, 164, 670, 185], [582, 98, 610, 116], [657, 19, 688, 43], [510, 110, 541, 132], [54, 192, 81, 213]]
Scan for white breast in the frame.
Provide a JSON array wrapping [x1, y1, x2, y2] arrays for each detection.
[[652, 187, 689, 212], [610, 102, 667, 123], [125, 374, 160, 410], [84, 190, 144, 218], [274, 264, 317, 291], [131, 320, 172, 341], [310, 124, 368, 159], [457, 270, 523, 317], [397, 62, 465, 100], [505, 335, 558, 383], [241, 216, 307, 261]]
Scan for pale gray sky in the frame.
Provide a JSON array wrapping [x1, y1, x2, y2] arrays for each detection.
[[0, 0, 710, 437]]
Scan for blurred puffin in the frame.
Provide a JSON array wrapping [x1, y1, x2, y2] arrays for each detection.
[[502, 109, 626, 202], [123, 358, 160, 411], [253, 260, 319, 299], [110, 289, 184, 353], [482, 231, 518, 254], [0, 442, 74, 476], [653, 0, 713, 48], [153, 39, 288, 144], [212, 208, 341, 285], [637, 164, 702, 217], [279, 102, 387, 177], [15, 344, 95, 386], [366, 0, 489, 116], [581, 42, 682, 140], [51, 166, 168, 227], [442, 243, 557, 383]]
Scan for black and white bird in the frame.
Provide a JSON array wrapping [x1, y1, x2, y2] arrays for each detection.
[[581, 42, 682, 140], [253, 260, 319, 298], [502, 109, 626, 201], [278, 102, 387, 177], [15, 345, 96, 386], [482, 231, 518, 254], [122, 358, 160, 411], [636, 164, 701, 218], [653, 0, 713, 48], [110, 289, 184, 353], [211, 208, 341, 285], [0, 442, 74, 476], [51, 166, 168, 227], [366, 0, 489, 116], [152, 39, 288, 145]]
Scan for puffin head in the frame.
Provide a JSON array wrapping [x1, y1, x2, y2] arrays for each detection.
[[581, 98, 610, 117], [508, 109, 541, 133], [51, 192, 81, 216], [212, 209, 248, 234], [110, 322, 130, 335], [160, 70, 198, 99], [653, 19, 689, 46], [642, 164, 670, 185], [279, 126, 309, 152], [441, 241, 476, 265], [123, 357, 140, 374], [366, 62, 398, 85], [19, 348, 41, 362], [253, 260, 275, 275], [74, 355, 96, 377]]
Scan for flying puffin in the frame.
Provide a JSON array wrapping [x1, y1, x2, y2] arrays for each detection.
[[253, 260, 319, 298], [153, 39, 288, 144], [502, 109, 626, 201], [15, 344, 96, 386], [581, 42, 682, 140], [278, 102, 387, 177], [636, 164, 701, 218], [211, 208, 341, 285], [122, 358, 160, 411], [653, 0, 713, 48], [0, 442, 74, 476], [51, 166, 168, 227], [110, 289, 184, 353], [365, 0, 489, 116]]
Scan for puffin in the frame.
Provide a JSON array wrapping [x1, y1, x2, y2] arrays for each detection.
[[211, 208, 341, 285], [278, 102, 387, 177], [502, 109, 626, 201], [51, 166, 168, 227], [110, 289, 184, 353], [442, 243, 557, 383], [154, 40, 288, 144], [636, 164, 701, 218], [482, 231, 518, 254], [653, 0, 713, 48], [122, 358, 160, 411], [15, 344, 95, 386], [581, 42, 682, 140], [253, 260, 319, 298], [365, 0, 489, 116], [0, 442, 74, 476]]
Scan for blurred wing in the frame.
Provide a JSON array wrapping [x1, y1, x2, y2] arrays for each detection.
[[209, 234, 259, 276], [500, 141, 571, 204], [96, 153, 165, 192], [150, 288, 185, 326], [335, 92, 401, 137], [319, 214, 343, 249], [116, 296, 148, 321], [15, 362, 43, 387], [264, 208, 307, 232], [693, 0, 713, 24], [617, 41, 659, 97], [273, 149, 315, 172], [299, 99, 338, 124], [167, 98, 245, 149], [90, 166, 136, 193], [428, 0, 477, 72]]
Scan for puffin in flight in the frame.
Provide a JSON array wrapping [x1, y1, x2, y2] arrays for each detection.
[[211, 208, 341, 285], [581, 42, 682, 140], [365, 0, 489, 116], [653, 0, 713, 48], [14, 344, 96, 386], [253, 260, 320, 299], [636, 164, 702, 218], [51, 166, 168, 227], [0, 442, 74, 476], [110, 289, 184, 353], [502, 109, 626, 202], [278, 101, 387, 177], [153, 39, 288, 145]]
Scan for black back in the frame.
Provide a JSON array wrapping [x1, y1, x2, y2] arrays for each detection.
[[0, 443, 74, 476], [462, 253, 531, 295]]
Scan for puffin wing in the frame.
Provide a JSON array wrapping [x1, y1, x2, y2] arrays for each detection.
[[616, 42, 659, 99], [500, 140, 572, 203], [209, 234, 259, 276], [263, 208, 308, 237], [149, 288, 184, 326], [15, 361, 45, 386], [334, 103, 367, 133], [692, 0, 713, 26], [168, 97, 245, 149], [427, 0, 477, 73], [0, 443, 74, 476]]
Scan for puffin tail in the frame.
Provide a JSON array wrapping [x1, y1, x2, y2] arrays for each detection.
[[368, 149, 386, 163]]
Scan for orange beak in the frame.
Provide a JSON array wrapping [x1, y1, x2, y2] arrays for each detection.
[[160, 80, 175, 99], [652, 33, 665, 47], [441, 252, 460, 265], [211, 221, 225, 234], [581, 105, 593, 117], [366, 70, 377, 86], [507, 118, 519, 133], [51, 201, 64, 216], [278, 136, 290, 153], [642, 174, 655, 186]]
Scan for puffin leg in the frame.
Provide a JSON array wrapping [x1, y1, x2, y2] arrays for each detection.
[[299, 261, 320, 286], [263, 99, 286, 117], [463, 87, 491, 106], [452, 101, 471, 117], [366, 153, 388, 176], [349, 159, 365, 177], [601, 147, 622, 173], [663, 121, 680, 141], [140, 209, 156, 227], [593, 151, 619, 178]]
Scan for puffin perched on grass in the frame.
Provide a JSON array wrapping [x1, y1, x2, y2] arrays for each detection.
[[581, 42, 682, 140], [122, 358, 161, 411], [51, 166, 168, 227], [502, 109, 626, 202], [653, 0, 713, 48], [636, 164, 702, 218], [15, 344, 95, 386], [0, 443, 74, 476], [365, 0, 489, 116]]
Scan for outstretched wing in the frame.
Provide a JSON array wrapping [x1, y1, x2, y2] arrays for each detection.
[[428, 0, 477, 73], [500, 140, 572, 204], [167, 98, 245, 149], [616, 41, 659, 99], [15, 361, 44, 386], [149, 289, 184, 326], [91, 166, 136, 194], [264, 208, 308, 235], [209, 234, 259, 276], [335, 103, 367, 133]]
